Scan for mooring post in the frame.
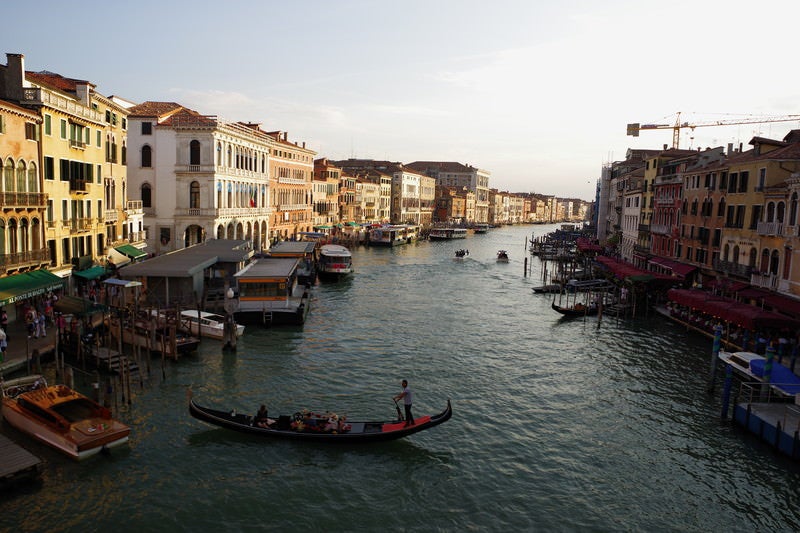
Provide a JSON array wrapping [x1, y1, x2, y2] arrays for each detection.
[[760, 345, 776, 402], [721, 363, 733, 420], [707, 324, 723, 393]]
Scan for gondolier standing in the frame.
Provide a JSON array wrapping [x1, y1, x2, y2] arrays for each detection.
[[394, 379, 414, 426]]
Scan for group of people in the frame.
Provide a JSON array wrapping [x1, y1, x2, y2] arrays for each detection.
[[251, 379, 415, 433]]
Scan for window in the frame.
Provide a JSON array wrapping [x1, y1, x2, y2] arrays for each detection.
[[190, 181, 200, 208], [739, 171, 749, 193], [44, 157, 54, 180], [60, 119, 67, 139], [141, 183, 152, 208], [141, 145, 152, 167], [97, 130, 101, 147], [44, 114, 51, 136], [141, 122, 152, 135], [0, 115, 4, 133], [757, 168, 766, 191], [190, 140, 201, 165], [25, 122, 38, 140]]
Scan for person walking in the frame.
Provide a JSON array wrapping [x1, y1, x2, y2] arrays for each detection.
[[0, 307, 7, 335], [393, 379, 414, 426]]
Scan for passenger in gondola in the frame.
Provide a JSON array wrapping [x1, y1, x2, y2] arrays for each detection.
[[254, 404, 270, 427]]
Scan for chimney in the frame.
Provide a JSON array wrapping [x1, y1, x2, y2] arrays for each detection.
[[4, 53, 26, 101], [283, 132, 288, 141], [739, 143, 743, 153], [727, 143, 733, 155], [663, 144, 668, 150]]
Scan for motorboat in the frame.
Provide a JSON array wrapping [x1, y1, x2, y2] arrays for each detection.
[[454, 249, 469, 260], [496, 250, 509, 263], [1, 375, 130, 460], [718, 350, 800, 396], [317, 244, 353, 279], [179, 310, 245, 340], [429, 227, 468, 240]]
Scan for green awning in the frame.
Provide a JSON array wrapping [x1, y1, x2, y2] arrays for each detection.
[[345, 222, 359, 227], [314, 225, 332, 229], [73, 265, 107, 281], [115, 244, 147, 259], [0, 269, 66, 307], [54, 295, 107, 316]]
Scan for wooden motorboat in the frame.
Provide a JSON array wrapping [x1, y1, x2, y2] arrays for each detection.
[[1, 375, 130, 460], [189, 397, 452, 442], [496, 250, 509, 263]]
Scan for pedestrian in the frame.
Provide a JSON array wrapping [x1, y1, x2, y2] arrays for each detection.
[[0, 307, 7, 334], [26, 307, 37, 338], [393, 379, 414, 426], [37, 313, 47, 338], [0, 328, 6, 362]]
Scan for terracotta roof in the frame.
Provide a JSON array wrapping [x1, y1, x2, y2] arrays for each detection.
[[159, 107, 216, 127], [26, 71, 93, 94], [127, 101, 184, 118], [405, 161, 473, 173]]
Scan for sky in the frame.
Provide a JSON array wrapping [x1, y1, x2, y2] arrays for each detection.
[[3, 0, 800, 201]]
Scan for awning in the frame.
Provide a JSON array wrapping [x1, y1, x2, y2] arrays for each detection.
[[115, 244, 147, 259], [314, 225, 332, 230], [73, 265, 107, 281], [649, 257, 697, 277], [108, 247, 131, 268], [0, 269, 66, 307], [667, 288, 800, 330], [54, 295, 107, 316]]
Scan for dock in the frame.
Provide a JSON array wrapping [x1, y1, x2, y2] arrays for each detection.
[[0, 433, 43, 488]]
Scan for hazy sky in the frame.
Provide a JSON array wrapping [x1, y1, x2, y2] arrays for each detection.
[[3, 0, 800, 200]]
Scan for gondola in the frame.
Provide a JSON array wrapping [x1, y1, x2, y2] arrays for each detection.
[[551, 300, 598, 317], [188, 398, 452, 442]]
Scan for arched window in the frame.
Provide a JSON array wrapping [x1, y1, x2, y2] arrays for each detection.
[[733, 245, 740, 263], [216, 142, 222, 166], [3, 158, 13, 192], [190, 140, 201, 165], [777, 201, 785, 223], [0, 219, 5, 254], [27, 162, 37, 193], [770, 249, 780, 275], [791, 193, 798, 226], [190, 181, 200, 209], [718, 197, 726, 217], [19, 218, 29, 252], [766, 201, 776, 223], [141, 183, 152, 208], [141, 145, 152, 168], [16, 160, 26, 192], [748, 247, 756, 268], [723, 243, 730, 262], [760, 248, 770, 272], [8, 218, 18, 254]]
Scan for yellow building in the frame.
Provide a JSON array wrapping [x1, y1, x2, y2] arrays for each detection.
[[267, 131, 316, 243], [0, 54, 133, 279]]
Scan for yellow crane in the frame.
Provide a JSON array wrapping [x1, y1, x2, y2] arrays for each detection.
[[626, 112, 800, 149]]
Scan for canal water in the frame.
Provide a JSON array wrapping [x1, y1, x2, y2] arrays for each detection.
[[3, 224, 800, 532]]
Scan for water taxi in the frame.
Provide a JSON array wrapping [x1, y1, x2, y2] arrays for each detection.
[[368, 225, 418, 246], [1, 375, 130, 460], [473, 223, 489, 234], [317, 244, 353, 279], [496, 250, 509, 262], [429, 227, 468, 240]]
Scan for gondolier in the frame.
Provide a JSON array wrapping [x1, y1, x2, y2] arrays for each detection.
[[394, 379, 414, 426]]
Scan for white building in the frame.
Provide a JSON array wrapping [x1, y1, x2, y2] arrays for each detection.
[[126, 102, 273, 254]]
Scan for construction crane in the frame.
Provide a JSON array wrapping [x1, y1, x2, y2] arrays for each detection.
[[626, 112, 800, 149]]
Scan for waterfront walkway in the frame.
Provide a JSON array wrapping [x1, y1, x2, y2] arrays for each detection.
[[0, 318, 57, 378]]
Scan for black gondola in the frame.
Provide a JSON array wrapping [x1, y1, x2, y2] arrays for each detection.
[[189, 398, 452, 442], [551, 301, 598, 317]]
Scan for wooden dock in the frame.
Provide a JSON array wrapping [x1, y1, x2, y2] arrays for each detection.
[[0, 433, 43, 488]]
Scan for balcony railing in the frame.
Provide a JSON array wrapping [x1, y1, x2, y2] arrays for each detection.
[[69, 139, 86, 149], [751, 272, 779, 290], [20, 87, 103, 122], [279, 204, 310, 211], [650, 224, 670, 235], [0, 191, 48, 208], [0, 248, 50, 271], [104, 209, 119, 223], [130, 230, 147, 243], [126, 200, 143, 213], [713, 259, 754, 279], [183, 207, 272, 218], [756, 221, 785, 236]]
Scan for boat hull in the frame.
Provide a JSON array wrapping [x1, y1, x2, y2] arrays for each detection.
[[189, 399, 452, 442]]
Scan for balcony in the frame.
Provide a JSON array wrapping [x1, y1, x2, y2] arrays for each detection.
[[130, 230, 147, 243], [69, 139, 86, 150], [0, 248, 50, 272], [126, 200, 143, 214], [20, 87, 104, 123], [68, 217, 92, 233], [182, 207, 272, 218], [756, 221, 785, 236], [104, 209, 119, 223], [279, 204, 309, 211], [0, 191, 48, 208], [751, 272, 779, 290], [713, 259, 753, 279], [650, 224, 670, 235]]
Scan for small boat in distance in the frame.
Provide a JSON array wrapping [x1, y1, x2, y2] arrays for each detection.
[[189, 396, 452, 442], [1, 375, 130, 460], [317, 244, 354, 279], [551, 300, 598, 317], [454, 249, 469, 260], [473, 223, 489, 234], [429, 227, 468, 240], [179, 310, 245, 340], [496, 250, 509, 262]]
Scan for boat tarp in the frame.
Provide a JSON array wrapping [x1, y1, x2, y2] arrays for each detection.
[[749, 358, 800, 395], [0, 270, 66, 307]]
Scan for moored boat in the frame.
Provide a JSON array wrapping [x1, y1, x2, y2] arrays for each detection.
[[178, 310, 245, 340], [473, 223, 489, 234], [317, 244, 353, 279], [1, 375, 130, 460], [189, 397, 452, 442], [551, 300, 598, 317], [429, 227, 468, 240], [718, 350, 800, 396]]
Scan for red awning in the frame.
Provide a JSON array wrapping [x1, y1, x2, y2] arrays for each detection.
[[706, 279, 749, 292], [649, 257, 697, 278], [596, 255, 673, 282], [667, 288, 800, 330]]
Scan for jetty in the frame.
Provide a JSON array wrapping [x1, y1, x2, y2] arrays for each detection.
[[0, 434, 43, 488]]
